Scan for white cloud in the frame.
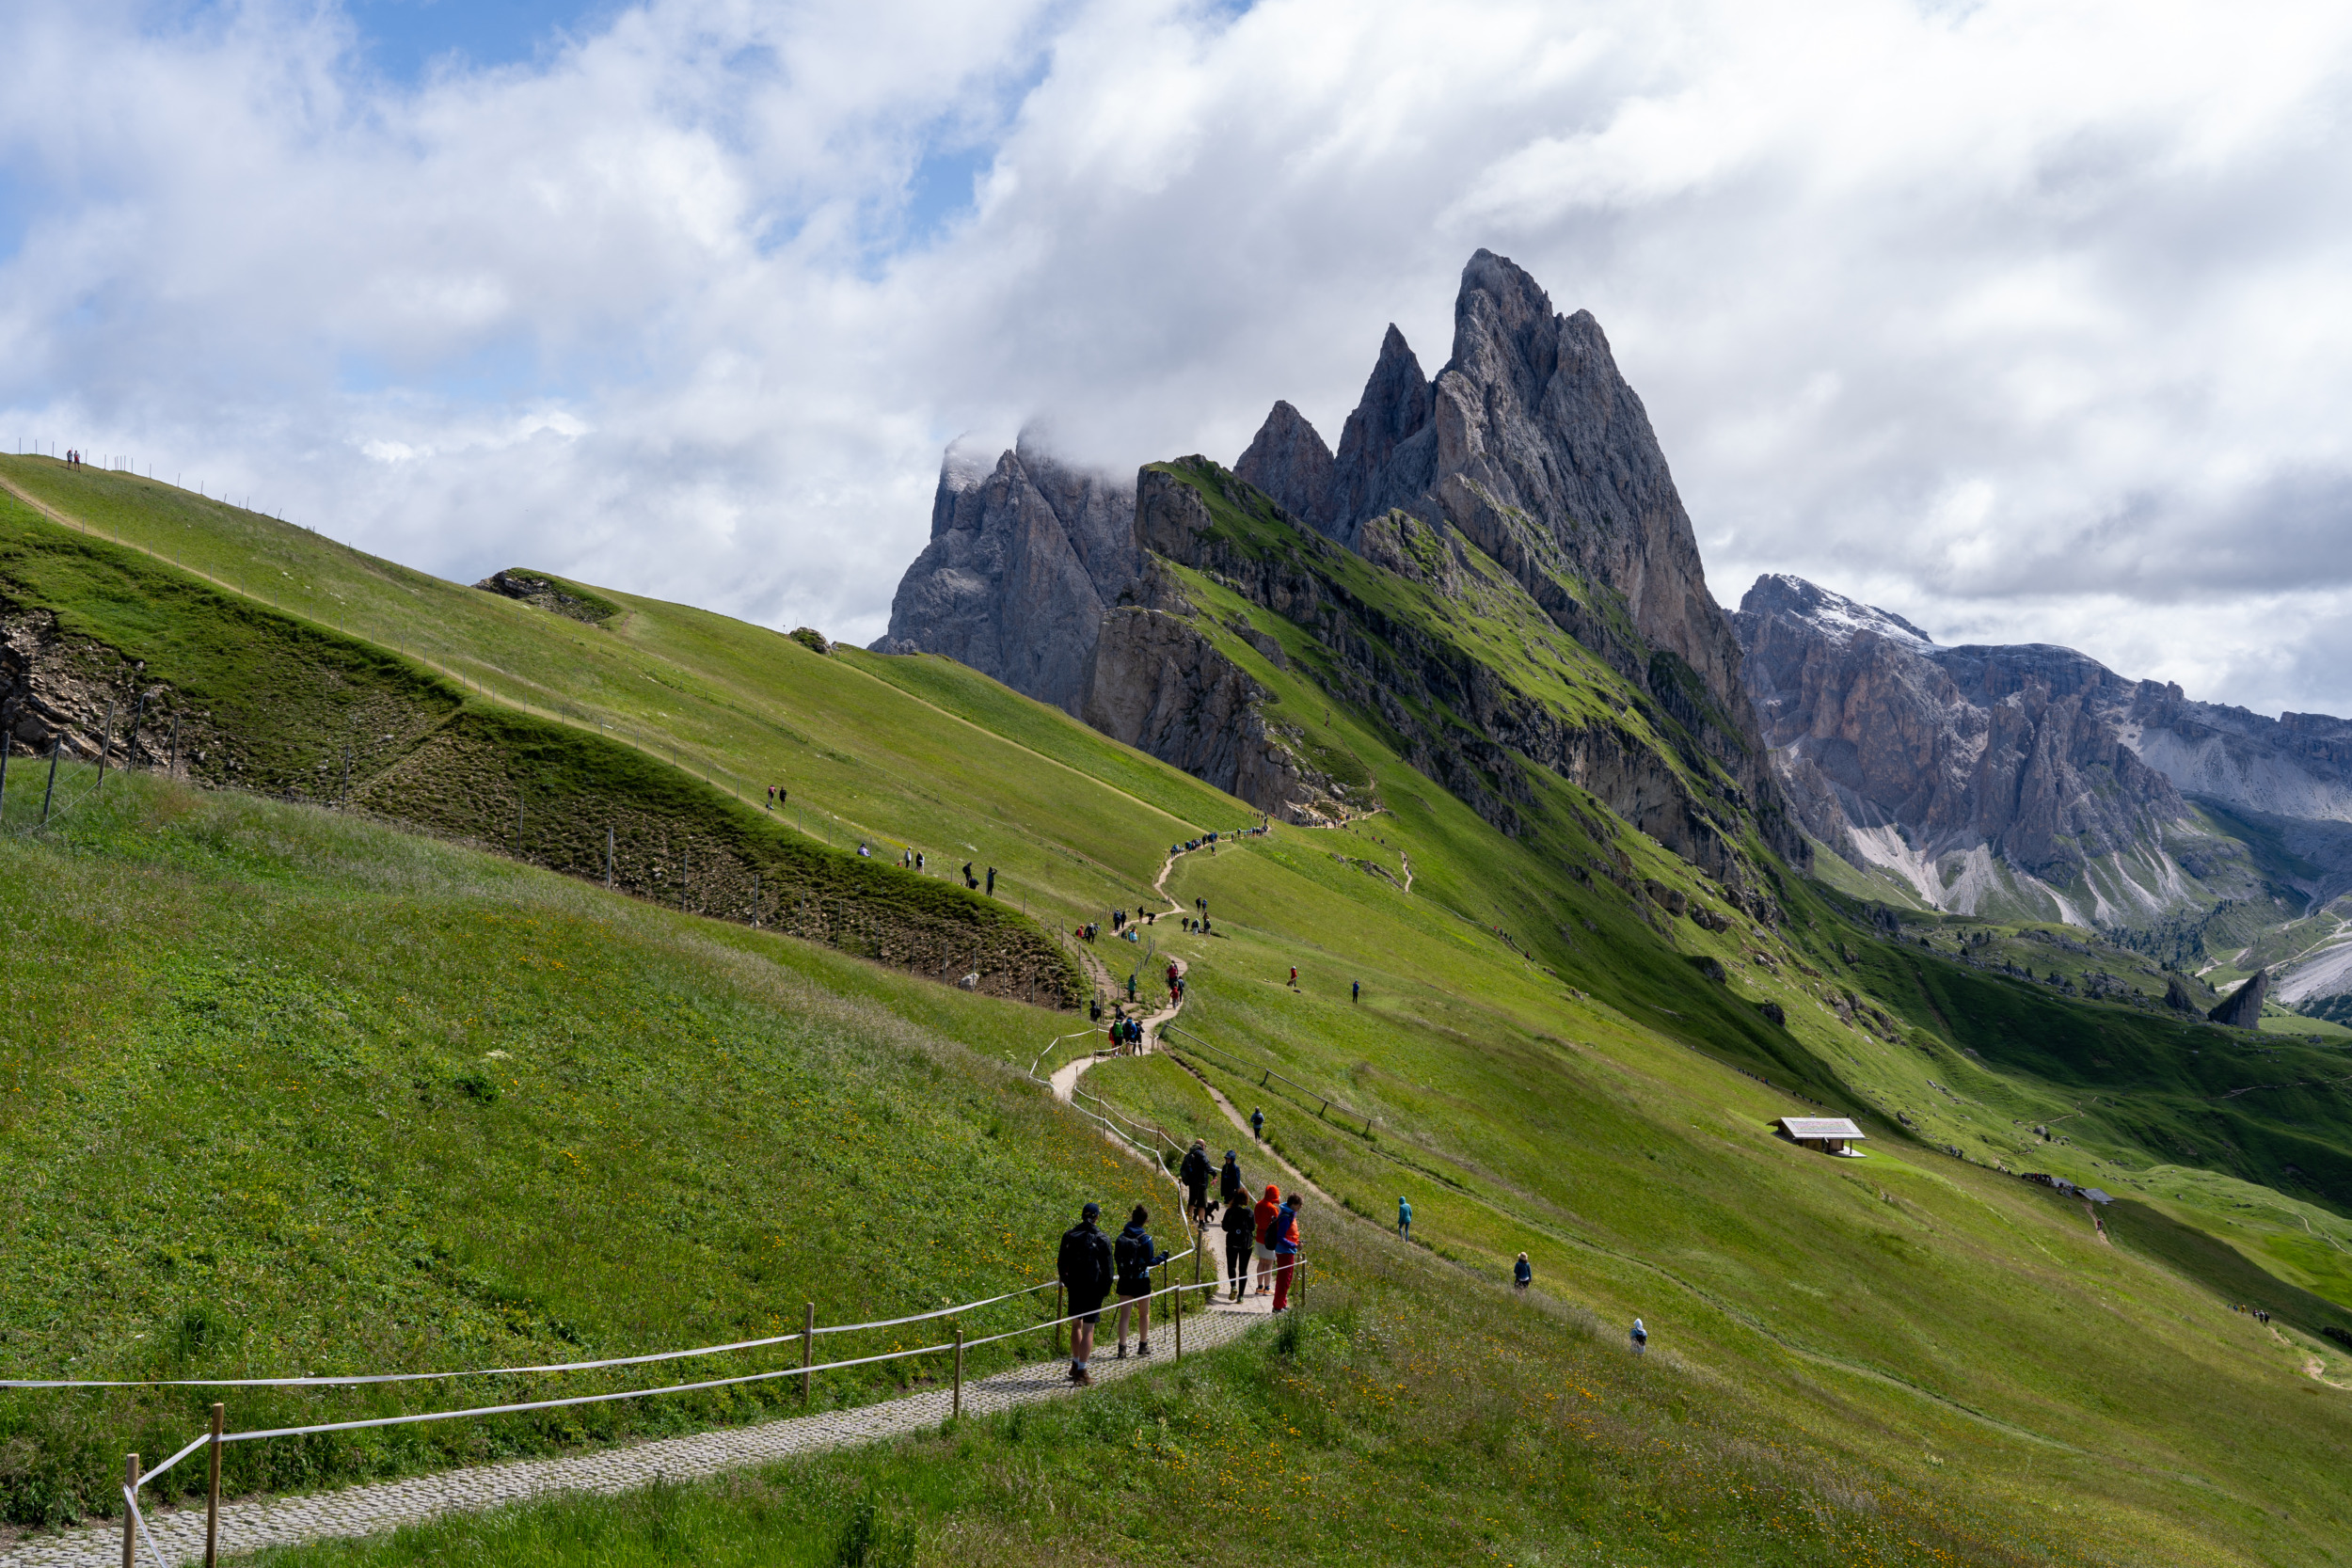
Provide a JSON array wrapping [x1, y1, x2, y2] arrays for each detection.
[[3, 0, 2352, 713]]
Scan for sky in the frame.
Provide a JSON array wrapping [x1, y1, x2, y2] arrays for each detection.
[[5, 0, 2352, 715]]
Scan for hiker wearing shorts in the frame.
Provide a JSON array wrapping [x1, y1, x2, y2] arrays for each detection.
[[1269, 1194, 1302, 1311], [1514, 1253, 1532, 1291], [1180, 1139, 1213, 1228], [1113, 1205, 1170, 1356], [1252, 1183, 1281, 1295], [1220, 1191, 1255, 1302], [1057, 1201, 1114, 1386]]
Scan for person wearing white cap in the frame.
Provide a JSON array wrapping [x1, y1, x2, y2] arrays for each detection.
[[1630, 1318, 1648, 1355]]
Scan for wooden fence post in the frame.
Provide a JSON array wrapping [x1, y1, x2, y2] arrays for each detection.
[[801, 1303, 815, 1402], [95, 703, 116, 792], [120, 1453, 137, 1568], [605, 826, 613, 890], [1055, 1283, 1064, 1356], [952, 1324, 963, 1418], [206, 1402, 223, 1567], [167, 714, 180, 777], [1174, 1277, 1183, 1364]]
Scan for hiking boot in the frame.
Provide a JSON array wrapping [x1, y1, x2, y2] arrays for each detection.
[[1066, 1364, 1082, 1383], [1136, 1341, 1152, 1357], [1073, 1368, 1093, 1387], [1115, 1343, 1128, 1359]]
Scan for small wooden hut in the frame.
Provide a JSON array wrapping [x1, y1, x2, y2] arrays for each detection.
[[1772, 1116, 1867, 1156]]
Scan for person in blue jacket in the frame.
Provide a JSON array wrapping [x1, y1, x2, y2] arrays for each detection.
[[1398, 1196, 1412, 1242], [1112, 1205, 1172, 1357], [1514, 1253, 1533, 1291]]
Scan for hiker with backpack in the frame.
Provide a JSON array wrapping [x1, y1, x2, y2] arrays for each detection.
[[1180, 1139, 1213, 1227], [1057, 1201, 1115, 1386], [1220, 1188, 1256, 1301], [1113, 1204, 1171, 1357], [1268, 1193, 1303, 1311], [1630, 1318, 1648, 1355]]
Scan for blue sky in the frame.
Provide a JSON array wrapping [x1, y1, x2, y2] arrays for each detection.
[[345, 0, 620, 83]]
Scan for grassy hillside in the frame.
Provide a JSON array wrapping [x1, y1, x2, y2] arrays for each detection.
[[0, 768, 1162, 1525], [2, 459, 2351, 1563]]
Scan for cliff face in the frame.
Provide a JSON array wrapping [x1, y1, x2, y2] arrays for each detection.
[[1233, 250, 1797, 863], [870, 436, 1136, 714], [1731, 572, 2352, 932]]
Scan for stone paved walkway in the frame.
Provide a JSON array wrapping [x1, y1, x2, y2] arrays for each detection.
[[1, 1294, 1271, 1568]]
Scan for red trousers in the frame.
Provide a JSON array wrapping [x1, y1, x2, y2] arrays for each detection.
[[1272, 1255, 1295, 1311]]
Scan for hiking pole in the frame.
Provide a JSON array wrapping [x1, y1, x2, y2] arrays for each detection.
[[41, 736, 59, 825], [206, 1402, 223, 1567]]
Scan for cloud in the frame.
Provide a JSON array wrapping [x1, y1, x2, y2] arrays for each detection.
[[3, 0, 2351, 714]]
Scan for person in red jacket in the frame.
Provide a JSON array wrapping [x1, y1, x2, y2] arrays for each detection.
[[1252, 1184, 1282, 1296]]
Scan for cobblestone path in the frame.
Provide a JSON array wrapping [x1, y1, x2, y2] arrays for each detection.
[[0, 1295, 1270, 1568]]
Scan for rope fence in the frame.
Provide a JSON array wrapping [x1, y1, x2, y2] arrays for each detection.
[[106, 1250, 1272, 1568]]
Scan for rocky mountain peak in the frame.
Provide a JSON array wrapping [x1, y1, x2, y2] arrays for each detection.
[[1234, 399, 1336, 531], [1740, 573, 1933, 650], [869, 438, 1136, 715]]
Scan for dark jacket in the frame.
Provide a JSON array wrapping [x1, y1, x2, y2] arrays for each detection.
[[1219, 1157, 1246, 1201], [1114, 1222, 1170, 1291], [1057, 1222, 1113, 1300], [1180, 1148, 1212, 1189], [1220, 1203, 1256, 1246]]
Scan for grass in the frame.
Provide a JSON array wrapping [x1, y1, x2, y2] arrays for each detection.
[[0, 770, 1160, 1526]]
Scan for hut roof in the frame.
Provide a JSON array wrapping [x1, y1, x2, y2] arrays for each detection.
[[1774, 1117, 1867, 1141]]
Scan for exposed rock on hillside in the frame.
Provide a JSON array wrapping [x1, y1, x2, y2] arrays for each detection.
[[1232, 250, 1796, 863], [473, 570, 618, 625], [871, 436, 1136, 714], [2211, 970, 2268, 1029]]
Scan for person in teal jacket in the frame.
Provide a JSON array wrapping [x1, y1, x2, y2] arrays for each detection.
[[1397, 1196, 1412, 1241]]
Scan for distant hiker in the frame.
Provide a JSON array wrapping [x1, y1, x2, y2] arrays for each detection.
[[1269, 1194, 1302, 1311], [1181, 1139, 1213, 1227], [1352, 979, 1360, 1003], [1630, 1318, 1648, 1355], [1057, 1201, 1115, 1386], [1219, 1149, 1247, 1209], [857, 842, 870, 857], [1113, 1204, 1170, 1356], [1289, 966, 1297, 987], [778, 787, 787, 805], [1220, 1188, 1255, 1301], [1089, 997, 1102, 1022], [1127, 974, 1138, 1003], [986, 866, 995, 895], [1398, 1196, 1411, 1242], [1251, 1105, 1264, 1142], [766, 785, 775, 810], [1252, 1183, 1281, 1295], [915, 851, 923, 870], [1514, 1253, 1532, 1291]]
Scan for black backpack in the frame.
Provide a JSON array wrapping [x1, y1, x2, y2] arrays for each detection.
[[1058, 1226, 1111, 1294], [1115, 1227, 1154, 1287]]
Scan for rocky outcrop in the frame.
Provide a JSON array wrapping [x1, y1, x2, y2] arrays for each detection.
[[1233, 250, 1798, 863], [1736, 573, 2188, 889], [1080, 605, 1341, 824], [1232, 400, 1336, 533], [473, 570, 618, 625], [2211, 970, 2268, 1029], [871, 436, 1137, 714]]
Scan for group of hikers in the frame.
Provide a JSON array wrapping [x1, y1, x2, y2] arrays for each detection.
[[1055, 1150, 1312, 1384], [1054, 1181, 1301, 1386]]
